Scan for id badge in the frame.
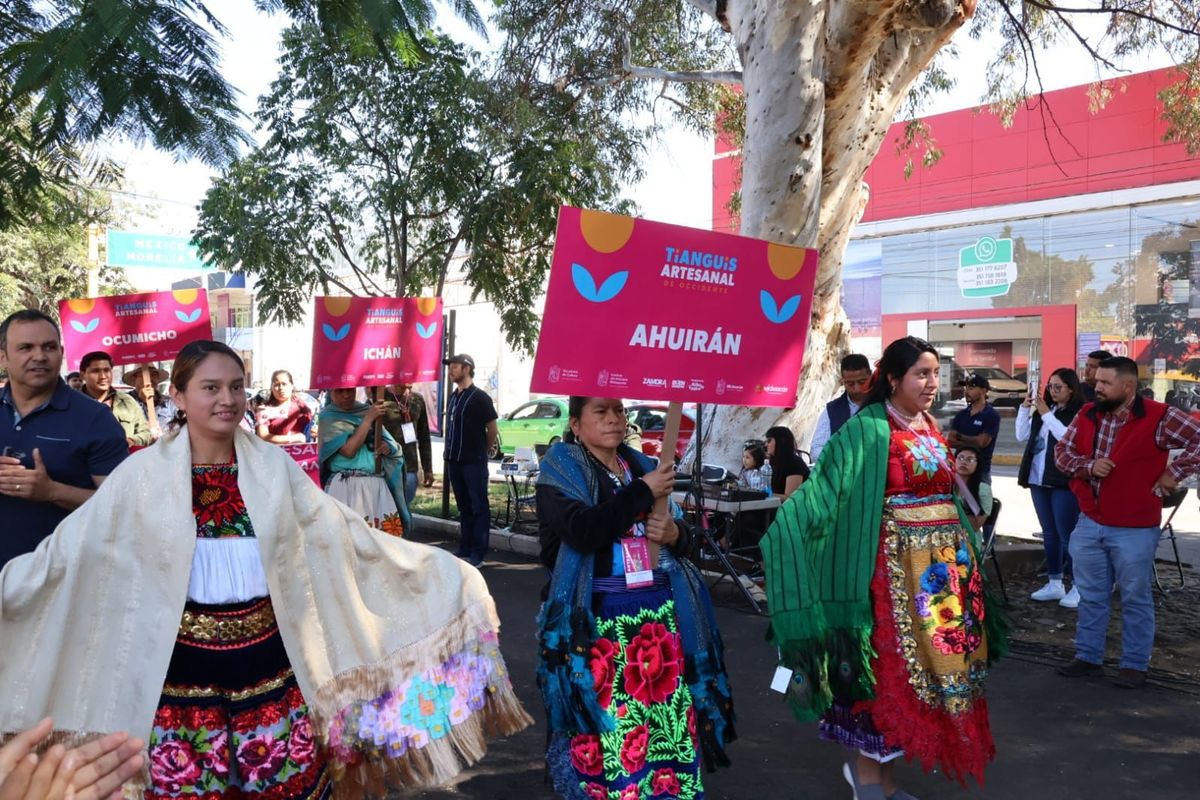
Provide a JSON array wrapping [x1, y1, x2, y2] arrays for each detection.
[[620, 537, 654, 589], [401, 422, 418, 443]]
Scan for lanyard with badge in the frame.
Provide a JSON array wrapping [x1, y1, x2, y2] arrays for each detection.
[[597, 454, 655, 588], [389, 390, 418, 444]]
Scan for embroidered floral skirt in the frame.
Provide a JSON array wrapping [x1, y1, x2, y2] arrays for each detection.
[[550, 581, 704, 800], [818, 493, 994, 784], [146, 598, 331, 799], [326, 472, 404, 536]]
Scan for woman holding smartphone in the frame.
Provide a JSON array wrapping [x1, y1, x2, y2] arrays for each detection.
[[1016, 368, 1085, 608]]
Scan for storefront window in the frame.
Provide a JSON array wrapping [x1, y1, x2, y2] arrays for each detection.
[[1131, 199, 1200, 404], [851, 198, 1198, 391], [879, 231, 934, 314]]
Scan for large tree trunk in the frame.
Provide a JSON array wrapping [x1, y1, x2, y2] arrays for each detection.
[[693, 0, 973, 470]]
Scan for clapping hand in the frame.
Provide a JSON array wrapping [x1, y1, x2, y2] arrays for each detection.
[[0, 718, 144, 800], [0, 449, 54, 503]]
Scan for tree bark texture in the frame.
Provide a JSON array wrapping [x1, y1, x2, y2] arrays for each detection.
[[694, 0, 974, 470]]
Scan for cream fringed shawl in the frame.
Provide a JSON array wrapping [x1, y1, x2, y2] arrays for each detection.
[[0, 427, 532, 794]]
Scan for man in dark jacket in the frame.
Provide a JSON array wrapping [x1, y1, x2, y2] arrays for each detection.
[[381, 382, 434, 504], [808, 353, 872, 461], [1080, 349, 1108, 402]]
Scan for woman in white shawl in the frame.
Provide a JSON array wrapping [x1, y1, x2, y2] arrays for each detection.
[[0, 340, 531, 798]]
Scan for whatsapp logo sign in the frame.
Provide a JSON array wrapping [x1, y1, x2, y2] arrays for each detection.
[[958, 236, 1017, 298]]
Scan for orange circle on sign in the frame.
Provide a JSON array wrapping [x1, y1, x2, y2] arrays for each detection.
[[767, 243, 816, 281], [416, 297, 438, 316], [324, 297, 352, 317], [172, 289, 199, 305], [66, 298, 96, 314], [579, 209, 636, 254]]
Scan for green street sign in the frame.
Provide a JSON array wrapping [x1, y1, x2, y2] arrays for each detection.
[[105, 230, 213, 270], [958, 236, 1016, 298]]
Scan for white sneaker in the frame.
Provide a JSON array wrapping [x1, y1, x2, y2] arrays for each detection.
[[1059, 586, 1080, 609], [1031, 581, 1066, 601]]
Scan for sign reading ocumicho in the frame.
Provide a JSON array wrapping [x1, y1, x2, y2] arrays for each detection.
[[531, 207, 819, 407], [309, 296, 444, 389], [58, 289, 213, 370]]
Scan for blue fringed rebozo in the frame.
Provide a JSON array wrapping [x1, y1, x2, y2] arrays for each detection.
[[536, 442, 737, 768]]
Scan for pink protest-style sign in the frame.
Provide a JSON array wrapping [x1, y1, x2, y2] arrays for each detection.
[[58, 289, 214, 370], [281, 443, 321, 486], [531, 207, 819, 407], [309, 296, 443, 389]]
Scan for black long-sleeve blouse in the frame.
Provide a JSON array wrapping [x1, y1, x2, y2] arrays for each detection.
[[537, 448, 692, 578]]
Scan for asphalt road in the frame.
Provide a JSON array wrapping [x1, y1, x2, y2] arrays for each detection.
[[400, 527, 1200, 800]]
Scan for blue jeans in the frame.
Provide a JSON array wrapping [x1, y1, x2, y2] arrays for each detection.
[[404, 471, 418, 505], [1068, 514, 1161, 671], [1029, 485, 1079, 579], [448, 459, 491, 562]]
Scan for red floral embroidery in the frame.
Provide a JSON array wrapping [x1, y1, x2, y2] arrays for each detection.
[[287, 716, 315, 765], [618, 785, 640, 800], [619, 724, 649, 774], [237, 734, 288, 784], [968, 570, 985, 622], [650, 767, 682, 796], [583, 783, 608, 800], [623, 623, 683, 706], [201, 731, 230, 779], [149, 740, 201, 794], [192, 464, 254, 538], [931, 625, 969, 654], [569, 733, 604, 776], [588, 637, 619, 709]]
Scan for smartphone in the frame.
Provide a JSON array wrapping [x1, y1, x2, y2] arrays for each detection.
[[1, 445, 32, 468]]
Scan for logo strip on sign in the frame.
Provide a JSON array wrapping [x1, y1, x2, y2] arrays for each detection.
[[530, 206, 819, 407]]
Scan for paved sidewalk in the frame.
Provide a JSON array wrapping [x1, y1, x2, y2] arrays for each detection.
[[986, 467, 1200, 568], [401, 524, 1200, 800]]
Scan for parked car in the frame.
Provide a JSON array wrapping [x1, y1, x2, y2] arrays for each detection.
[[491, 396, 569, 459], [963, 365, 1027, 407], [626, 403, 696, 461]]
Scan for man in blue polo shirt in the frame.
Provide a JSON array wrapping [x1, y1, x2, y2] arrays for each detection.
[[0, 309, 128, 567], [946, 373, 1002, 482]]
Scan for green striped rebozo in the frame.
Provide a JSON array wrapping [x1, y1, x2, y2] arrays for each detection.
[[760, 403, 891, 720]]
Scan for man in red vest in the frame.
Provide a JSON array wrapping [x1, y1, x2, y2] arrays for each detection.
[[1054, 356, 1200, 689]]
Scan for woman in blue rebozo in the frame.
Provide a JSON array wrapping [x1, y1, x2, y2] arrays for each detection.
[[535, 396, 735, 800], [318, 387, 410, 536]]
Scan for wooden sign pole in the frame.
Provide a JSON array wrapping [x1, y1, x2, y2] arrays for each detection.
[[373, 386, 386, 474], [647, 401, 683, 564], [142, 366, 156, 428]]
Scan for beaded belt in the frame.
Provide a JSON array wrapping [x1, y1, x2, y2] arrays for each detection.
[[179, 599, 276, 645]]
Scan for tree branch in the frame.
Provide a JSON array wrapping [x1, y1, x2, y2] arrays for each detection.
[[620, 36, 741, 85], [995, 0, 1085, 169], [683, 0, 718, 21], [301, 241, 360, 297], [435, 226, 466, 298], [317, 201, 386, 295], [1024, 1, 1199, 38]]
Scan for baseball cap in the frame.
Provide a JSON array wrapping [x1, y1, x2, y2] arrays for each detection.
[[443, 353, 475, 369], [959, 374, 990, 389]]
